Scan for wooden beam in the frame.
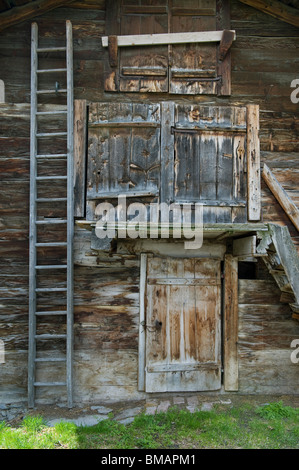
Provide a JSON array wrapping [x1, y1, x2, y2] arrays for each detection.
[[247, 104, 261, 221], [233, 235, 256, 257], [263, 164, 299, 232], [0, 0, 76, 31], [218, 29, 235, 62], [108, 35, 118, 68], [74, 99, 87, 218], [138, 253, 147, 392], [102, 30, 236, 48], [224, 254, 239, 392], [238, 0, 299, 28]]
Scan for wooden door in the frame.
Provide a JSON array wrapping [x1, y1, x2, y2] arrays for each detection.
[[145, 257, 221, 392]]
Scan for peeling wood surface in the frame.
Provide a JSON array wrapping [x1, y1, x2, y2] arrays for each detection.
[[145, 257, 221, 392]]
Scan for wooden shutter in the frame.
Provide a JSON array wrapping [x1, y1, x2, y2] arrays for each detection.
[[104, 0, 232, 95], [119, 1, 169, 93], [145, 257, 221, 392], [169, 0, 219, 95], [87, 102, 161, 200], [172, 104, 248, 223]]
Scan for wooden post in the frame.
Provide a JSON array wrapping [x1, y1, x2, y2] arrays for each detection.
[[223, 254, 239, 391], [138, 253, 147, 391], [161, 102, 175, 206], [74, 99, 87, 218], [247, 104, 261, 221]]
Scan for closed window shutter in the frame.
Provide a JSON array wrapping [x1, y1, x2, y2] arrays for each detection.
[[87, 102, 161, 203], [169, 0, 219, 95], [171, 104, 249, 223], [104, 0, 232, 95], [119, 3, 169, 93]]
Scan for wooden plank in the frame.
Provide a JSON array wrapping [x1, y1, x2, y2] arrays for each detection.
[[0, 0, 77, 32], [108, 35, 118, 68], [138, 253, 147, 392], [247, 104, 261, 221], [224, 254, 239, 391], [218, 29, 235, 61], [74, 99, 87, 218], [238, 0, 299, 28], [102, 30, 235, 47], [233, 235, 256, 257], [262, 164, 299, 232]]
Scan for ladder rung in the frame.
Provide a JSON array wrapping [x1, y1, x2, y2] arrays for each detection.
[[36, 154, 67, 159], [35, 219, 67, 225], [34, 382, 67, 387], [37, 68, 67, 74], [36, 132, 67, 137], [36, 198, 67, 202], [35, 242, 67, 247], [35, 357, 66, 362], [36, 89, 67, 94], [35, 334, 67, 339], [36, 175, 67, 180], [35, 265, 68, 270], [35, 287, 67, 292], [35, 311, 67, 316], [37, 47, 67, 52], [36, 111, 67, 116]]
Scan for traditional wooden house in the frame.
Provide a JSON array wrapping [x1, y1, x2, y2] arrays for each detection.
[[0, 0, 299, 408]]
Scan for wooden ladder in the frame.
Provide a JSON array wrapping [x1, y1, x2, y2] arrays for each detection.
[[28, 21, 74, 408]]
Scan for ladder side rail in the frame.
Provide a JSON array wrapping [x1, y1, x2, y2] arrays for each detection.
[[28, 22, 38, 409], [66, 20, 74, 408]]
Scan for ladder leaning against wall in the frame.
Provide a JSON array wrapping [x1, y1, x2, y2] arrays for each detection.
[[28, 21, 74, 408]]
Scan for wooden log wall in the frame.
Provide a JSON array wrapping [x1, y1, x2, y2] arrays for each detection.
[[0, 0, 298, 403], [238, 273, 299, 394]]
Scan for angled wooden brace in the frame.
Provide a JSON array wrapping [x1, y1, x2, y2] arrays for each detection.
[[218, 29, 235, 62]]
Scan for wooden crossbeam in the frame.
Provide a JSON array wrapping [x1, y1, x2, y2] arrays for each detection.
[[238, 0, 299, 28], [0, 0, 76, 31], [102, 30, 236, 48]]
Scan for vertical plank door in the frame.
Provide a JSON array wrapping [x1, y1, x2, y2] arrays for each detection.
[[145, 257, 221, 392]]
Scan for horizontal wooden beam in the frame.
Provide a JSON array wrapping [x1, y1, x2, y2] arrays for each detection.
[[262, 163, 299, 232], [238, 0, 299, 28], [0, 0, 76, 31], [102, 30, 236, 48]]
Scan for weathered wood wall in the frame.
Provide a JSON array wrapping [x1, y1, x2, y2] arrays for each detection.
[[0, 0, 298, 404], [238, 274, 299, 394]]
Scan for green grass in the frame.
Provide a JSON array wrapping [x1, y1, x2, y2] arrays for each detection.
[[0, 401, 298, 449]]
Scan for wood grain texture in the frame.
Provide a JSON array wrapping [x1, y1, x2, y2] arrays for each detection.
[[74, 99, 87, 217], [145, 257, 221, 392], [223, 255, 238, 391], [247, 104, 261, 221]]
